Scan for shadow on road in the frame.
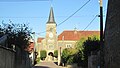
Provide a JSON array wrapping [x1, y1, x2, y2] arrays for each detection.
[[54, 62, 58, 65], [54, 62, 63, 66], [33, 66, 50, 68]]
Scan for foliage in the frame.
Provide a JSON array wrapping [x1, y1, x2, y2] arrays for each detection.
[[40, 50, 47, 60], [75, 38, 86, 60], [36, 57, 40, 63], [73, 50, 83, 66], [75, 38, 86, 51], [67, 56, 74, 64], [61, 48, 78, 65], [0, 23, 31, 51], [82, 36, 100, 66], [83, 36, 100, 56], [61, 36, 100, 67], [54, 50, 58, 58]]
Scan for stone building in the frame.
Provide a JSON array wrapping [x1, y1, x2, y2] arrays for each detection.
[[37, 7, 100, 62], [57, 30, 100, 50], [104, 0, 120, 68]]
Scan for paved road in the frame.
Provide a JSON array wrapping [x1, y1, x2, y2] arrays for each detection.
[[33, 62, 66, 68]]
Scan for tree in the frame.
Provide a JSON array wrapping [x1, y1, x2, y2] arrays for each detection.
[[40, 50, 47, 60], [74, 36, 100, 67], [61, 48, 78, 65], [75, 38, 86, 60], [0, 23, 31, 51], [82, 36, 100, 66], [61, 48, 69, 65], [54, 50, 58, 58], [75, 38, 86, 51]]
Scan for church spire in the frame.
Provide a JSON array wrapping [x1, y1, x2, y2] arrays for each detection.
[[47, 7, 56, 24]]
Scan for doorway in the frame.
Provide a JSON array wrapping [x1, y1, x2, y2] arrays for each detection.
[[48, 52, 54, 61]]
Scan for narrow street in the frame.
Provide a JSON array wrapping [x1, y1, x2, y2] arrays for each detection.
[[33, 61, 66, 68]]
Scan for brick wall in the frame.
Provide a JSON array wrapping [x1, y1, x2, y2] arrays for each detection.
[[104, 0, 120, 68]]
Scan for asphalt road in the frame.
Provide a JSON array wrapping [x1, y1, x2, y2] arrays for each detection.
[[33, 61, 66, 68]]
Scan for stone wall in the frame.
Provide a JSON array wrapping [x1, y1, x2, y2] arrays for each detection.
[[88, 51, 100, 68], [0, 46, 32, 68], [104, 0, 120, 68], [0, 46, 15, 68], [15, 46, 32, 68]]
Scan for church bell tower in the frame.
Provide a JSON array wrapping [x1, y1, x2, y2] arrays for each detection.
[[46, 7, 57, 53]]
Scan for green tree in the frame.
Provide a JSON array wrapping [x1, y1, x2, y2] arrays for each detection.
[[61, 48, 69, 65], [75, 38, 86, 51], [61, 48, 77, 65], [40, 50, 47, 60], [54, 50, 58, 58], [0, 23, 31, 51], [75, 38, 86, 60], [72, 50, 83, 66], [82, 36, 100, 66], [74, 36, 100, 67]]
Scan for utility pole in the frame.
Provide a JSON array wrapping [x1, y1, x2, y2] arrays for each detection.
[[99, 0, 104, 68]]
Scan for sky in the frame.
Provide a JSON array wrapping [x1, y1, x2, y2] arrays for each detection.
[[0, 0, 108, 38]]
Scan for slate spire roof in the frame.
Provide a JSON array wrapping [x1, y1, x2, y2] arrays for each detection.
[[47, 7, 56, 24]]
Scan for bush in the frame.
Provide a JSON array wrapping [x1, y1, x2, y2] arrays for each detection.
[[36, 57, 40, 63], [67, 56, 74, 65], [40, 50, 47, 60], [82, 36, 100, 66], [54, 50, 58, 58], [61, 48, 78, 66], [0, 23, 31, 51]]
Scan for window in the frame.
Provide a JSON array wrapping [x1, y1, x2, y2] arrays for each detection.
[[66, 44, 72, 48]]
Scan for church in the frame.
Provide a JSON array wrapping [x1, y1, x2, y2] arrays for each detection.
[[36, 7, 99, 62]]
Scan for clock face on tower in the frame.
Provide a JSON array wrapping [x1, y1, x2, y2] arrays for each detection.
[[49, 32, 53, 38]]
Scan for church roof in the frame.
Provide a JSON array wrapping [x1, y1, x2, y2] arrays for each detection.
[[58, 30, 100, 41], [47, 7, 56, 24], [37, 38, 44, 43]]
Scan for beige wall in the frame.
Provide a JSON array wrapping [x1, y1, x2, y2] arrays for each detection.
[[57, 40, 77, 50]]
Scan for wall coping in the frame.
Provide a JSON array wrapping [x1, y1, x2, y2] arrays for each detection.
[[0, 45, 16, 52]]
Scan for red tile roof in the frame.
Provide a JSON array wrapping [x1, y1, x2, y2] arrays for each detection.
[[37, 38, 44, 43], [58, 30, 100, 41], [26, 42, 34, 53]]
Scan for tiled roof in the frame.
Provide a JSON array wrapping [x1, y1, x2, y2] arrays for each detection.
[[58, 30, 100, 41], [37, 38, 44, 43], [27, 42, 34, 53]]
